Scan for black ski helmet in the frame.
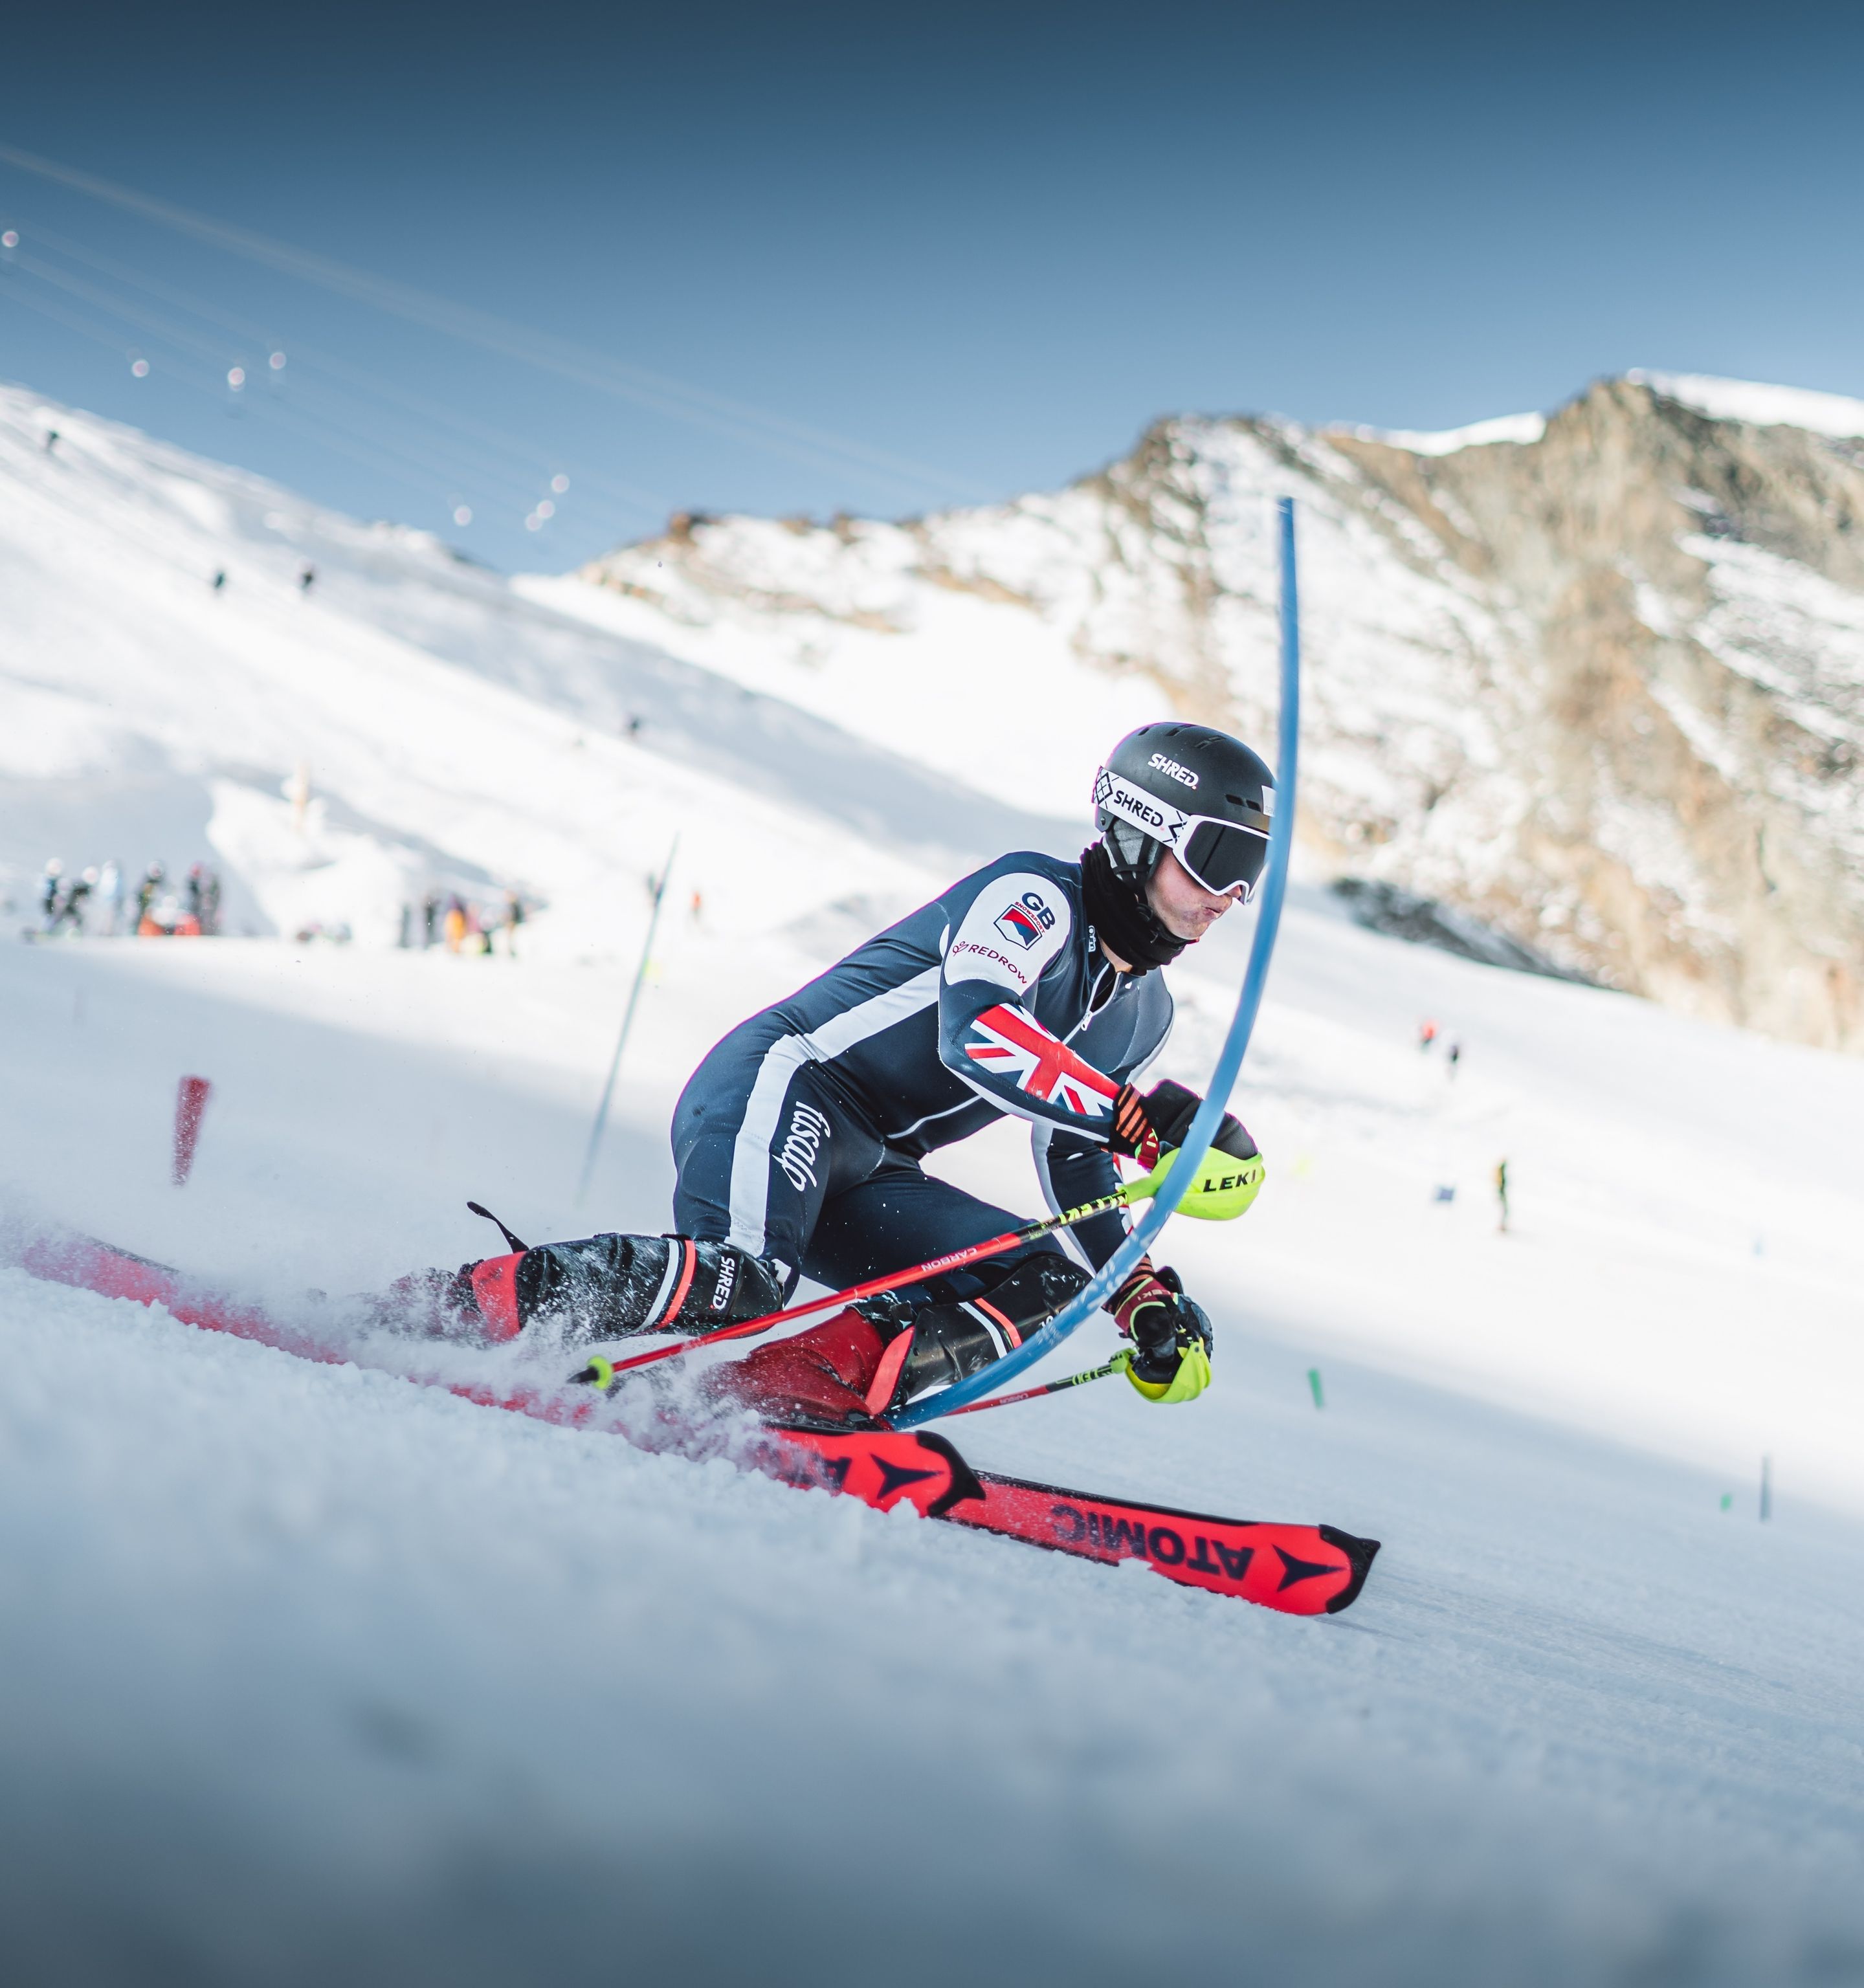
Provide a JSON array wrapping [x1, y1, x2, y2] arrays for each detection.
[[1093, 722, 1276, 900]]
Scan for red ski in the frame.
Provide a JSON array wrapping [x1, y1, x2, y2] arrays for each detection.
[[772, 1426, 1377, 1615], [9, 1228, 1378, 1617]]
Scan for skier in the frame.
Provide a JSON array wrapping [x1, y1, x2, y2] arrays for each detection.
[[39, 859, 63, 934], [98, 859, 122, 936], [57, 867, 96, 935], [408, 723, 1273, 1429], [133, 863, 164, 936]]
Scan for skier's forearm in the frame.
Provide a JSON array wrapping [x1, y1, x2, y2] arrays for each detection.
[[937, 988, 1122, 1138]]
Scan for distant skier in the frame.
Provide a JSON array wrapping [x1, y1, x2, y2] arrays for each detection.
[[57, 867, 96, 934], [1494, 1158, 1510, 1234], [299, 565, 316, 593], [97, 859, 122, 936], [502, 889, 524, 958], [1418, 1018, 1438, 1052], [133, 863, 164, 936], [406, 723, 1271, 1429], [1447, 1040, 1461, 1077], [39, 859, 63, 934]]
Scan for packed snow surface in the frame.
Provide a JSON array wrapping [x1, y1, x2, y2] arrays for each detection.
[[5, 385, 1864, 1986]]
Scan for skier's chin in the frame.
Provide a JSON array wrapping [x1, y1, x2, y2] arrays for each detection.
[[1164, 916, 1214, 945]]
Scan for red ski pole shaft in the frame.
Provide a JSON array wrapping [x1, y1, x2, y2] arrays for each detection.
[[573, 1182, 1140, 1386]]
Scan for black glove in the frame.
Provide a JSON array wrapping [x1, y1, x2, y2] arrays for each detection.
[[1109, 1260, 1215, 1388], [1141, 1079, 1258, 1165]]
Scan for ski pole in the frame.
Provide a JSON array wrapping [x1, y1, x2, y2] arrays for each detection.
[[936, 1350, 1132, 1418], [569, 1178, 1156, 1389]]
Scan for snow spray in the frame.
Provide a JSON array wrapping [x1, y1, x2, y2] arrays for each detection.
[[172, 1076, 212, 1186]]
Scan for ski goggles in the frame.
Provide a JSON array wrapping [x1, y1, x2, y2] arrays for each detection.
[[1094, 769, 1274, 898]]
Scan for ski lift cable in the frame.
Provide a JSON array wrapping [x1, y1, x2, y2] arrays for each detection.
[[20, 233, 549, 507], [0, 288, 268, 582], [0, 145, 982, 507], [10, 250, 562, 514], [7, 252, 649, 530], [893, 498, 1302, 1428], [20, 220, 671, 518], [3, 271, 482, 522], [0, 282, 649, 612]]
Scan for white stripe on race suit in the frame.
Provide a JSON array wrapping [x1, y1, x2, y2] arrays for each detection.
[[726, 967, 943, 1257], [1030, 1121, 1098, 1272]]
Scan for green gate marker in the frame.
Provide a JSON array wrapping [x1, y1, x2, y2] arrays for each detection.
[[1307, 1367, 1324, 1410]]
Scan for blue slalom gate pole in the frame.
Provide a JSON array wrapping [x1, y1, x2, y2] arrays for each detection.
[[894, 498, 1302, 1427], [575, 835, 679, 1206]]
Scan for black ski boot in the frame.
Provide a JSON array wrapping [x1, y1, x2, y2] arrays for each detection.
[[384, 1233, 784, 1345]]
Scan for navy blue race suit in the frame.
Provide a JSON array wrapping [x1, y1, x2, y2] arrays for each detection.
[[671, 850, 1172, 1300]]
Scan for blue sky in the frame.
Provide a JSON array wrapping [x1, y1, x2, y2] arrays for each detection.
[[2, 1, 1859, 571]]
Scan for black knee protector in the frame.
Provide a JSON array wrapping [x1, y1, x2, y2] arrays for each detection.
[[868, 1251, 1093, 1409]]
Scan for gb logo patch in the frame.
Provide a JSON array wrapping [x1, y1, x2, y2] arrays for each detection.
[[993, 891, 1055, 950]]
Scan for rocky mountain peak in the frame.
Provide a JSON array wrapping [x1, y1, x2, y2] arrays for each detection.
[[579, 373, 1864, 1050]]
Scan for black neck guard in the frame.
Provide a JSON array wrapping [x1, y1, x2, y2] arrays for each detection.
[[1080, 841, 1186, 975]]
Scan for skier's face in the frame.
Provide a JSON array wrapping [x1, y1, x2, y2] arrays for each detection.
[[1146, 850, 1243, 942]]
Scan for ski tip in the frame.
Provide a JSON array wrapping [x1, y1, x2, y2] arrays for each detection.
[[1318, 1526, 1382, 1614]]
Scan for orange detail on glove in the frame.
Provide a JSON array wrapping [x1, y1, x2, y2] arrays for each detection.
[[1108, 1085, 1162, 1170]]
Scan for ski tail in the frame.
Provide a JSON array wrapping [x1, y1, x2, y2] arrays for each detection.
[[16, 1228, 347, 1369]]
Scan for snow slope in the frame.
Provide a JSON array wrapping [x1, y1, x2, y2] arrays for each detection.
[[0, 381, 1070, 956], [6, 387, 1864, 1984], [7, 896, 1864, 1985]]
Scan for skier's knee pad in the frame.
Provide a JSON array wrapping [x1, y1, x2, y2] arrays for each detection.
[[866, 1251, 1093, 1411], [516, 1234, 783, 1341]]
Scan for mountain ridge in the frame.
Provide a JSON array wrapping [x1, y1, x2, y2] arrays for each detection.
[[575, 373, 1864, 1050]]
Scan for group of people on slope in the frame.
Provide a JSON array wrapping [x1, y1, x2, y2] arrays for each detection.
[[404, 889, 526, 957], [34, 858, 221, 938]]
